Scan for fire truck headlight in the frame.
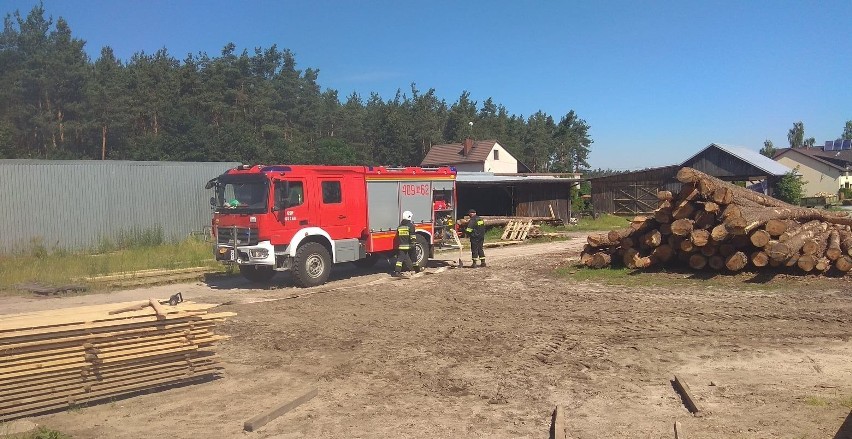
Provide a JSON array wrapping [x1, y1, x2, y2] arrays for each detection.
[[249, 249, 269, 259]]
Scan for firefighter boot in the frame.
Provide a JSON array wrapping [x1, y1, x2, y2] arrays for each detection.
[[480, 259, 487, 267], [470, 260, 478, 268]]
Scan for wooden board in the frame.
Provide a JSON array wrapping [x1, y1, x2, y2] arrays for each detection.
[[672, 375, 703, 415], [0, 354, 215, 397], [552, 405, 566, 439], [1, 359, 218, 406], [243, 387, 318, 432], [0, 299, 232, 421], [0, 320, 220, 352], [0, 312, 234, 343], [2, 367, 219, 420], [0, 302, 219, 332]]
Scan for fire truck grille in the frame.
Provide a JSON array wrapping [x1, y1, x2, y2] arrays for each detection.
[[217, 227, 259, 246]]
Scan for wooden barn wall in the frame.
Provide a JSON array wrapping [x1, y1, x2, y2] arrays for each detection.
[[458, 182, 573, 221], [514, 183, 572, 220], [590, 166, 679, 215], [682, 147, 766, 179]]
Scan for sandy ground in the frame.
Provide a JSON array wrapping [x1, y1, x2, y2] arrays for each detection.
[[3, 235, 852, 439]]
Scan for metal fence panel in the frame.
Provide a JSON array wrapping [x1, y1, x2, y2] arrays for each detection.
[[0, 160, 239, 253]]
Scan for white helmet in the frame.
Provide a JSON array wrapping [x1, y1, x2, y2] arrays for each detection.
[[402, 210, 413, 221]]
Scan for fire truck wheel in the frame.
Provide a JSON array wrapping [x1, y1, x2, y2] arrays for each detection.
[[414, 234, 430, 268], [293, 242, 331, 287], [239, 265, 276, 283]]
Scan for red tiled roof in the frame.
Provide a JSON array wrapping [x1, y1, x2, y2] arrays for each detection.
[[420, 140, 498, 166]]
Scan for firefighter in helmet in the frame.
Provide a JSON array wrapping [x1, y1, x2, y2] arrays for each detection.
[[392, 210, 421, 277], [465, 208, 486, 267]]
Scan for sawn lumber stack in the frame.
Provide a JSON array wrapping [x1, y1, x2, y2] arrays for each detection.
[[0, 299, 234, 421], [581, 167, 852, 274]]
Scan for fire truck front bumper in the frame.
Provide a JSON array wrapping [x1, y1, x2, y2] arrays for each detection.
[[216, 241, 276, 266]]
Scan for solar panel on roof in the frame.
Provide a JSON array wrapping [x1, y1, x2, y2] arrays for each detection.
[[843, 139, 852, 150], [825, 141, 834, 151], [835, 139, 844, 150]]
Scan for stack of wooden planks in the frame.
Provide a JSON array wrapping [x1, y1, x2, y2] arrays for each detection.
[[581, 167, 852, 273], [0, 299, 234, 421]]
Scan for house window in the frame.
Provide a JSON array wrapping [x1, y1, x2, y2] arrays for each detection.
[[493, 149, 499, 160]]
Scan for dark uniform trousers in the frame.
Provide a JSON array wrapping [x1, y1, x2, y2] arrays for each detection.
[[470, 237, 485, 264], [465, 215, 486, 266], [394, 222, 419, 273]]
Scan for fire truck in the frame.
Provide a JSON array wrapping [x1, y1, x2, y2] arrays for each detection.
[[206, 165, 457, 287]]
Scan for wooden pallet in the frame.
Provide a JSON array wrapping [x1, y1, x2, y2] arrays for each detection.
[[0, 299, 233, 421], [500, 219, 534, 241]]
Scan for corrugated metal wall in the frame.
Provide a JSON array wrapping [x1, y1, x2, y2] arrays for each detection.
[[0, 160, 239, 252]]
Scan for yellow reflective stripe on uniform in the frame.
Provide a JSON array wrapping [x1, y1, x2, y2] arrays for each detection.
[[398, 226, 411, 249], [476, 220, 484, 226], [465, 228, 472, 233]]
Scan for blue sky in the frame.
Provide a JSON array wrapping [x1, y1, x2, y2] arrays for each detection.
[[3, 0, 851, 170]]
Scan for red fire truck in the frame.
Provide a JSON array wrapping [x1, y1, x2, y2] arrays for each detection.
[[207, 165, 457, 287]]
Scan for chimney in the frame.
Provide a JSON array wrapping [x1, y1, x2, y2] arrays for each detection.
[[462, 138, 474, 157]]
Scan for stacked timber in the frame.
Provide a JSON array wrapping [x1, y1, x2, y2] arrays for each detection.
[[581, 167, 852, 274], [0, 300, 234, 421]]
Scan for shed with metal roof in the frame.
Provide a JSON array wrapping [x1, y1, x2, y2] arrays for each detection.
[[588, 143, 792, 215], [455, 171, 581, 221]]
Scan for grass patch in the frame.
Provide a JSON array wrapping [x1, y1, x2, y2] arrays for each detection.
[[0, 236, 220, 292], [554, 264, 788, 292], [33, 427, 71, 439], [484, 227, 506, 241], [0, 427, 71, 439], [96, 226, 165, 253], [801, 394, 852, 409], [804, 396, 830, 407], [570, 214, 632, 232]]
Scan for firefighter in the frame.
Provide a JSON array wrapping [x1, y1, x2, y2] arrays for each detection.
[[465, 208, 486, 267], [392, 210, 420, 277]]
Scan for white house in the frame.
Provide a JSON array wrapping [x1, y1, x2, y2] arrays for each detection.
[[420, 139, 525, 173]]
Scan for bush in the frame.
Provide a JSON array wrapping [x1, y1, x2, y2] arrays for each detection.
[[774, 168, 806, 205]]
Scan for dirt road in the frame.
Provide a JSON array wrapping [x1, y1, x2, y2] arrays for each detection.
[[6, 237, 852, 438]]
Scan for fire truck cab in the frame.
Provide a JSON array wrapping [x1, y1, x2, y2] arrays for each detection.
[[207, 165, 457, 287]]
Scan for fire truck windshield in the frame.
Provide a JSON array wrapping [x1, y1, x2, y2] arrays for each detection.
[[213, 175, 268, 213]]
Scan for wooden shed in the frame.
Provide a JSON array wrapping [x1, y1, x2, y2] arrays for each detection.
[[589, 143, 793, 215], [588, 166, 679, 215], [456, 172, 580, 221]]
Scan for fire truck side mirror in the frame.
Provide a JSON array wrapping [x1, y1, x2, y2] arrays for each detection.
[[209, 197, 216, 207]]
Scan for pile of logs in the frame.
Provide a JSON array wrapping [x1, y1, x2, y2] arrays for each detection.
[[0, 299, 234, 421], [581, 167, 852, 274]]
